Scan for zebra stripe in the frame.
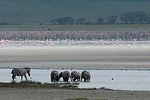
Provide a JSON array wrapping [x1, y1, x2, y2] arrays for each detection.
[[11, 67, 31, 82]]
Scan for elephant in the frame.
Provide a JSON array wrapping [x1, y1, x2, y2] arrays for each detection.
[[70, 71, 80, 82], [81, 71, 91, 82], [59, 71, 70, 82], [51, 70, 59, 82]]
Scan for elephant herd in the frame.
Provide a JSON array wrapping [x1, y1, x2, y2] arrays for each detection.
[[51, 70, 91, 82]]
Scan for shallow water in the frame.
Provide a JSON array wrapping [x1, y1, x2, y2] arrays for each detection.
[[1, 69, 150, 91]]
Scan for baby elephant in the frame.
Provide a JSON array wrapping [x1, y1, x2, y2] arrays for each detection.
[[71, 71, 80, 82], [81, 71, 91, 82], [59, 71, 70, 82], [51, 70, 59, 82]]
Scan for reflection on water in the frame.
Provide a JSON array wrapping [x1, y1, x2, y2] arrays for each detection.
[[1, 69, 150, 90]]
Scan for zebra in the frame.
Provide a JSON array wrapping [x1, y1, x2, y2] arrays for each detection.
[[11, 67, 31, 82]]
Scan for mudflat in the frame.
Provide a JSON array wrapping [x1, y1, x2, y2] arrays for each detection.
[[0, 87, 150, 100], [0, 46, 150, 69]]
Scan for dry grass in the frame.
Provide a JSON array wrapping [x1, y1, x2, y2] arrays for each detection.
[[0, 81, 79, 89]]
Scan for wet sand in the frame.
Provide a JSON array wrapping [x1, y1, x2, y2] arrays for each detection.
[[0, 46, 150, 69], [0, 87, 150, 100]]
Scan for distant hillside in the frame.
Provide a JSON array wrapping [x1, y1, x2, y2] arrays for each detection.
[[0, 0, 150, 24]]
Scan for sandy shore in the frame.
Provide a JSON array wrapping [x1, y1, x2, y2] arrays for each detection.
[[0, 46, 150, 70], [0, 87, 150, 100]]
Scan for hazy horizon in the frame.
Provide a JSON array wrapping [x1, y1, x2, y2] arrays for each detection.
[[0, 0, 150, 23]]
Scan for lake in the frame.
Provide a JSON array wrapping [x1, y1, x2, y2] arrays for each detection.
[[1, 68, 150, 91]]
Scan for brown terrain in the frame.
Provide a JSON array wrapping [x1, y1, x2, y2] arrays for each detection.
[[0, 87, 150, 100]]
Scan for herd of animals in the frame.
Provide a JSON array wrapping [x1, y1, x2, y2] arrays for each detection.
[[51, 70, 91, 82], [11, 67, 91, 82]]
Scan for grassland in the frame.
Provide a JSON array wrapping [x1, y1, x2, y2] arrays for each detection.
[[0, 24, 150, 31], [0, 81, 79, 89]]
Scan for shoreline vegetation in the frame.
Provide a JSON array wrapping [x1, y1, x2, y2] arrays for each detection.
[[0, 81, 79, 89], [0, 81, 111, 90], [0, 81, 150, 100], [0, 81, 113, 91]]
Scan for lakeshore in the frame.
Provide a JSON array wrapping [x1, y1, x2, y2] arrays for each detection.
[[0, 81, 149, 100], [0, 42, 150, 100], [0, 45, 150, 70], [0, 86, 150, 100]]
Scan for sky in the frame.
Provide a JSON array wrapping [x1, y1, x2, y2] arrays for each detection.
[[0, 0, 150, 23]]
